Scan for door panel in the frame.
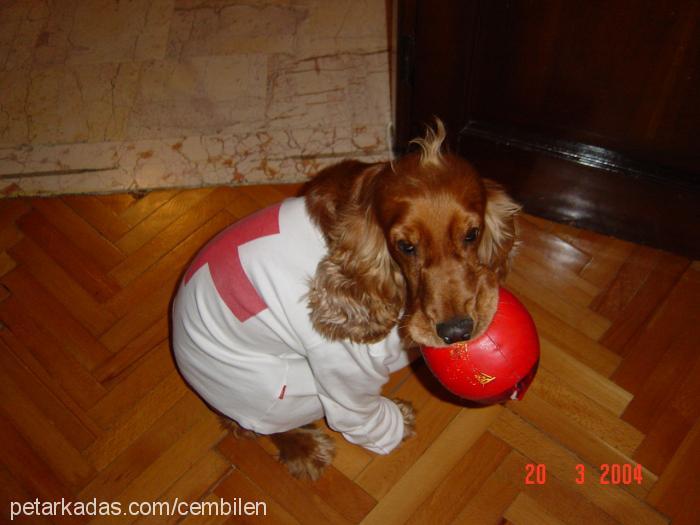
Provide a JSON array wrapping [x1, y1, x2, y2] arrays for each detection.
[[395, 0, 699, 257]]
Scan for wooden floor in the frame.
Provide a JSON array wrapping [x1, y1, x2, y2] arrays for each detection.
[[0, 184, 698, 524]]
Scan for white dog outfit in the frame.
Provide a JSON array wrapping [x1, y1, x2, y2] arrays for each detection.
[[172, 197, 411, 454]]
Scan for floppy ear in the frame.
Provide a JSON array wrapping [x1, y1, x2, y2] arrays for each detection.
[[478, 179, 521, 279], [303, 161, 405, 343]]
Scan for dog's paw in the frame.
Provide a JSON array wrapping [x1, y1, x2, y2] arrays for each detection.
[[218, 416, 256, 439], [393, 398, 416, 441], [279, 427, 336, 481]]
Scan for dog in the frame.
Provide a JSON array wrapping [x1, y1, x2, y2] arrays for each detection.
[[171, 120, 520, 479]]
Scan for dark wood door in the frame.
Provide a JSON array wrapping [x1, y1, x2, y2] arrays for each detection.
[[395, 0, 699, 258]]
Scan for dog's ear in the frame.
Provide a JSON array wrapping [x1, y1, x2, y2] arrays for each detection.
[[478, 179, 521, 279], [303, 161, 405, 343]]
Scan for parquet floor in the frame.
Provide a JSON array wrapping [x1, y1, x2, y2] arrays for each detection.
[[0, 183, 698, 524]]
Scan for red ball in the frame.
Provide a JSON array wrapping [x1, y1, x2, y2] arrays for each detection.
[[420, 288, 540, 405]]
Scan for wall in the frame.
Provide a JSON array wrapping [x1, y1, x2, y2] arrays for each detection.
[[0, 0, 392, 196]]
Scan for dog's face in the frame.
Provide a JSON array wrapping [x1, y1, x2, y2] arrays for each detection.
[[304, 123, 519, 347], [375, 154, 508, 347]]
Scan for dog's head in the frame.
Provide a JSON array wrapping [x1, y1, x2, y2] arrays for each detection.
[[304, 121, 520, 346]]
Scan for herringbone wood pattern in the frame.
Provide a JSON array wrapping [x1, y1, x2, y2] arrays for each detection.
[[0, 184, 698, 524]]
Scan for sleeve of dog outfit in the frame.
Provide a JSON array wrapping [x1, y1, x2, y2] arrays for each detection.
[[305, 339, 406, 455]]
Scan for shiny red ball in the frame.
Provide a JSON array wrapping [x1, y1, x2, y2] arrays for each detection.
[[420, 288, 540, 404]]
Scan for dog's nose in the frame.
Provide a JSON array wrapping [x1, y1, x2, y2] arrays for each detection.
[[436, 316, 474, 344]]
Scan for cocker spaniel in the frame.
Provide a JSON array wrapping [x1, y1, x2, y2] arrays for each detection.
[[172, 120, 520, 480]]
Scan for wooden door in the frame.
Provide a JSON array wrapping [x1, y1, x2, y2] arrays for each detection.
[[394, 0, 699, 257]]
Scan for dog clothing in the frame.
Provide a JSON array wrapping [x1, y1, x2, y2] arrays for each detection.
[[172, 197, 411, 454]]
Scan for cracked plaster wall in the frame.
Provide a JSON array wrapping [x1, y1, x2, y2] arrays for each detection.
[[0, 0, 392, 196]]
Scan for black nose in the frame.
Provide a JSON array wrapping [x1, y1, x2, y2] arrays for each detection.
[[436, 316, 474, 344]]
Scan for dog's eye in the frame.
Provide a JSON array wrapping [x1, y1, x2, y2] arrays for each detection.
[[397, 240, 417, 255], [464, 228, 480, 244]]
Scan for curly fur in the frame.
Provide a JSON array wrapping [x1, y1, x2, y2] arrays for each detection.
[[304, 162, 405, 343], [479, 179, 522, 278], [270, 424, 336, 481], [410, 118, 447, 169]]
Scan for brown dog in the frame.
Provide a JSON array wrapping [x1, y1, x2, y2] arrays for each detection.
[[172, 121, 519, 479]]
